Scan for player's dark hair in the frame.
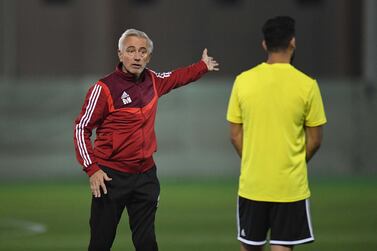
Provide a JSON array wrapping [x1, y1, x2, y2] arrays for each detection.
[[262, 16, 295, 52]]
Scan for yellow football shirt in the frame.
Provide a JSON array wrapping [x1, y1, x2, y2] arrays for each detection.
[[227, 63, 327, 202]]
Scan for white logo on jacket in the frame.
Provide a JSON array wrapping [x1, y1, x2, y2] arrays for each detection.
[[121, 91, 132, 105]]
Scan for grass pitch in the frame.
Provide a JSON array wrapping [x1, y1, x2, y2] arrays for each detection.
[[0, 176, 376, 251]]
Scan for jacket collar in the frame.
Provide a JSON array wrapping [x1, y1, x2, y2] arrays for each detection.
[[115, 63, 147, 82]]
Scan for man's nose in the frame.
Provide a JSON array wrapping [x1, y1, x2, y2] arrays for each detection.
[[134, 52, 142, 60]]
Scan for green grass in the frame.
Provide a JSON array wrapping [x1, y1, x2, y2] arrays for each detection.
[[0, 177, 376, 251]]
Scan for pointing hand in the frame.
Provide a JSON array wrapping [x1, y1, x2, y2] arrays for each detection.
[[201, 48, 219, 71]]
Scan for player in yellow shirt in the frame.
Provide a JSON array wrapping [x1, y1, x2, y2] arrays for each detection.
[[227, 16, 326, 251]]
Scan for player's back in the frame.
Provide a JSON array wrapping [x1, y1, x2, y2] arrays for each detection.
[[232, 62, 317, 202]]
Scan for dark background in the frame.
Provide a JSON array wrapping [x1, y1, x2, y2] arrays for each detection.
[[0, 0, 376, 180], [0, 0, 367, 78]]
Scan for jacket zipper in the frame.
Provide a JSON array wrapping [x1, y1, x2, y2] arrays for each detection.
[[139, 85, 146, 171], [140, 107, 145, 160]]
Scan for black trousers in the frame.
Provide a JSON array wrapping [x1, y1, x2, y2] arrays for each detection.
[[88, 165, 160, 251]]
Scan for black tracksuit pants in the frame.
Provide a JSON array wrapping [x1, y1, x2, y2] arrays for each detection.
[[88, 165, 160, 251]]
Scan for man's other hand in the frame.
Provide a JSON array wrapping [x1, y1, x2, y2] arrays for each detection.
[[89, 169, 112, 198], [202, 48, 220, 71]]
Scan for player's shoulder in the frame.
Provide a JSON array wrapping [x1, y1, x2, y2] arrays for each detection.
[[290, 65, 316, 84], [235, 63, 263, 82]]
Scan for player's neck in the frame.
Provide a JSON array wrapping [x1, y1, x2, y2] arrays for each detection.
[[266, 48, 294, 64], [266, 51, 293, 64]]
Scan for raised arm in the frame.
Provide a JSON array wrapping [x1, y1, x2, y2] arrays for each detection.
[[153, 49, 219, 96]]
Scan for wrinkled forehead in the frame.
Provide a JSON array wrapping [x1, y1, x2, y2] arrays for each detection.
[[121, 35, 149, 50]]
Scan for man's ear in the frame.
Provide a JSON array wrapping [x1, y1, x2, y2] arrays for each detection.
[[262, 40, 268, 52], [290, 37, 296, 49], [117, 49, 122, 61]]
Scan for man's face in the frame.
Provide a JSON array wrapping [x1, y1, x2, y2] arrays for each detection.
[[118, 36, 151, 77]]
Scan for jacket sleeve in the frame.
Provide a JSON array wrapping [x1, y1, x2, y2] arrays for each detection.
[[152, 60, 208, 97], [73, 82, 109, 176]]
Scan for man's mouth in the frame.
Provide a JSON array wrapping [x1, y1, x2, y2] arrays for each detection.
[[131, 64, 142, 69]]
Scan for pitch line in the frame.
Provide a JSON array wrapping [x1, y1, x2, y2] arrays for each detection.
[[0, 218, 47, 238]]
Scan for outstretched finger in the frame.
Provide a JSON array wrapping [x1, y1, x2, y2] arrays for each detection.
[[202, 48, 208, 59], [100, 181, 108, 195], [211, 63, 220, 71], [94, 189, 100, 198], [91, 182, 100, 197], [104, 173, 112, 181]]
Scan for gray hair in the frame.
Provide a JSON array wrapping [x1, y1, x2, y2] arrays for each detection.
[[118, 29, 154, 53]]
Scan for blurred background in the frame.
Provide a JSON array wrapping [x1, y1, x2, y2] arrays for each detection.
[[0, 0, 376, 180], [0, 0, 376, 250]]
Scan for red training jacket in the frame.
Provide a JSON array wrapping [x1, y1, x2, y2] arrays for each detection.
[[74, 60, 208, 176]]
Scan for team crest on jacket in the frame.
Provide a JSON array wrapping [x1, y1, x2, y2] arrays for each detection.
[[121, 91, 132, 105]]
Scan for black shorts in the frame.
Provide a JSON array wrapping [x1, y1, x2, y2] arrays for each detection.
[[237, 196, 314, 246]]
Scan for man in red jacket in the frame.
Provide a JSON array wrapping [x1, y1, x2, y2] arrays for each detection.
[[73, 28, 219, 251]]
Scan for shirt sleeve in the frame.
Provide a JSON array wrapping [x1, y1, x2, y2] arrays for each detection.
[[227, 77, 243, 124], [152, 60, 208, 97], [73, 82, 109, 176], [305, 80, 327, 127]]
